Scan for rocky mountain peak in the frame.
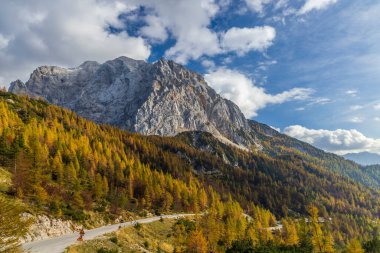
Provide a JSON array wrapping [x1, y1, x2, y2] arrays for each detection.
[[9, 56, 258, 149], [78, 60, 100, 70], [9, 79, 26, 94]]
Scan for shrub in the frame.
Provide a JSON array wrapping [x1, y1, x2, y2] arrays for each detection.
[[97, 248, 117, 253], [110, 236, 118, 244], [134, 222, 142, 230]]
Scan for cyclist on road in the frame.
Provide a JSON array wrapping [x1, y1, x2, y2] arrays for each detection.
[[77, 229, 85, 241]]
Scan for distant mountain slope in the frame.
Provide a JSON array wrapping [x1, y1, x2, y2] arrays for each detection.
[[363, 164, 380, 185], [344, 152, 380, 165], [8, 56, 380, 190], [248, 120, 380, 189]]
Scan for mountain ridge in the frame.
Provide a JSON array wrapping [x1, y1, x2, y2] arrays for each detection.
[[9, 56, 258, 149], [343, 151, 380, 166]]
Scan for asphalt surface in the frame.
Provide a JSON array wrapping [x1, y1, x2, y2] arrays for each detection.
[[22, 213, 195, 253]]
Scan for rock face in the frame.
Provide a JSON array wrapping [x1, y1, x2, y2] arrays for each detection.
[[9, 56, 258, 148], [21, 214, 80, 243]]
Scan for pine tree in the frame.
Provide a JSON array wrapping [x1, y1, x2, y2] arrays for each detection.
[[0, 196, 32, 252], [94, 173, 103, 200], [51, 151, 63, 183], [323, 232, 335, 253], [308, 205, 324, 252], [282, 219, 299, 246], [187, 230, 208, 253], [346, 238, 364, 253], [197, 188, 208, 210], [246, 224, 259, 246]]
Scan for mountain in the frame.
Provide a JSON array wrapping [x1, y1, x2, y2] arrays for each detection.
[[9, 57, 380, 191], [344, 152, 380, 166], [250, 121, 380, 189], [9, 57, 258, 149], [5, 56, 380, 250]]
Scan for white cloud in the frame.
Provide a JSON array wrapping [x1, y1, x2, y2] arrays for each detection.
[[270, 126, 281, 132], [274, 0, 289, 10], [221, 26, 276, 56], [132, 1, 276, 64], [0, 0, 150, 87], [201, 59, 216, 69], [298, 0, 338, 15], [350, 105, 364, 111], [374, 117, 380, 122], [244, 0, 272, 14], [308, 97, 331, 105], [129, 0, 221, 64], [374, 103, 380, 110], [0, 0, 279, 83], [139, 15, 168, 42], [348, 117, 364, 123], [0, 34, 10, 50], [284, 125, 380, 155], [204, 68, 313, 118], [345, 89, 358, 97], [165, 26, 220, 64]]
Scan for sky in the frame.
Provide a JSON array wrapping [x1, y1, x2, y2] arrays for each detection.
[[1, 0, 380, 155]]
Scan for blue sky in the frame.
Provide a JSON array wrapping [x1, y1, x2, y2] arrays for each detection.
[[1, 0, 380, 154]]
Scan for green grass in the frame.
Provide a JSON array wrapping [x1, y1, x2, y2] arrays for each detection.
[[66, 219, 179, 253]]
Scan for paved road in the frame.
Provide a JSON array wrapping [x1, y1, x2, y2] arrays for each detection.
[[22, 213, 195, 253]]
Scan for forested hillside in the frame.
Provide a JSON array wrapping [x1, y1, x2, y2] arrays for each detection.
[[0, 91, 379, 252], [0, 91, 211, 218], [0, 91, 275, 252], [250, 120, 380, 189]]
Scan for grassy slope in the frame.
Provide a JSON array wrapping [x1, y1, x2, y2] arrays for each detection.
[[66, 219, 178, 253], [0, 167, 11, 193]]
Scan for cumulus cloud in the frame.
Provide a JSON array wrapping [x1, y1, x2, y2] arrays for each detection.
[[0, 0, 150, 87], [131, 1, 276, 63], [244, 0, 272, 14], [298, 0, 338, 15], [284, 125, 380, 155], [139, 15, 168, 42], [129, 0, 221, 64], [221, 26, 276, 55], [0, 0, 279, 85], [205, 68, 313, 118]]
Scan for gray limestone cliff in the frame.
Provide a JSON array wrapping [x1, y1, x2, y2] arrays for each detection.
[[9, 56, 259, 148]]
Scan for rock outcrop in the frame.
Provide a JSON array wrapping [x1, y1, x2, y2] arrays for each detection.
[[21, 214, 81, 243], [9, 56, 259, 148]]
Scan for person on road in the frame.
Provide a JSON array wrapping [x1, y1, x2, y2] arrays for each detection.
[[77, 229, 85, 241]]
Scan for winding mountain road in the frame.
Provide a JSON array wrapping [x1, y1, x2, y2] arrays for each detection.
[[22, 213, 195, 253]]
